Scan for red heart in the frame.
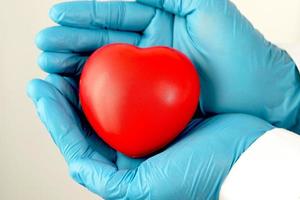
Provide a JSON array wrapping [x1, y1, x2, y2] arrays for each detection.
[[79, 44, 200, 158]]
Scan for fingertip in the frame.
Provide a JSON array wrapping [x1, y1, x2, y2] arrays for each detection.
[[38, 52, 64, 74], [35, 30, 43, 50], [36, 27, 70, 52], [27, 79, 60, 105], [38, 52, 87, 75], [35, 28, 52, 50], [26, 79, 45, 102], [49, 3, 65, 24], [38, 52, 49, 72]]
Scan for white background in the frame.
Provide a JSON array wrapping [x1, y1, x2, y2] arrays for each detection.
[[0, 0, 299, 199]]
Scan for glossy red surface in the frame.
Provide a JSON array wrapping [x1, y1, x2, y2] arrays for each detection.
[[79, 44, 200, 157]]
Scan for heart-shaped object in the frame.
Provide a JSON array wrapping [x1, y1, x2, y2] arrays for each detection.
[[79, 44, 200, 158]]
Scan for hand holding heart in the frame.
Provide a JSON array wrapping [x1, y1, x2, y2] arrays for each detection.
[[80, 44, 200, 157], [29, 0, 300, 199]]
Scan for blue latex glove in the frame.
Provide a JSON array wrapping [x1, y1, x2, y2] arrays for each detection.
[[27, 74, 273, 199], [36, 0, 300, 133]]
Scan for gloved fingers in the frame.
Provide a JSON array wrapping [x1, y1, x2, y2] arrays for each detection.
[[36, 26, 141, 53], [136, 0, 199, 16], [44, 74, 80, 109], [43, 74, 117, 163], [27, 79, 116, 164], [38, 52, 87, 76], [43, 72, 149, 171], [69, 158, 136, 199], [49, 1, 155, 32]]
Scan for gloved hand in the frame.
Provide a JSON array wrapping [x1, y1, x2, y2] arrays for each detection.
[[27, 74, 274, 200], [36, 0, 300, 133]]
